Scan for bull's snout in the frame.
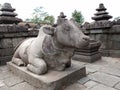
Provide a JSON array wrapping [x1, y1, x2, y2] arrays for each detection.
[[76, 35, 90, 48], [82, 36, 89, 42]]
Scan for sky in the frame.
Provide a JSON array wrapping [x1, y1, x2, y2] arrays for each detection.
[[0, 0, 120, 22]]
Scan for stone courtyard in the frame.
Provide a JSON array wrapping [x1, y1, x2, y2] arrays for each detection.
[[1, 2, 120, 90], [0, 57, 120, 90]]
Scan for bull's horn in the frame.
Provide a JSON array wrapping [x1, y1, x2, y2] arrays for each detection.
[[52, 24, 57, 27], [57, 12, 67, 25], [59, 12, 66, 18]]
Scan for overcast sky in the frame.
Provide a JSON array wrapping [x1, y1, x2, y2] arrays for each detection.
[[0, 0, 120, 22]]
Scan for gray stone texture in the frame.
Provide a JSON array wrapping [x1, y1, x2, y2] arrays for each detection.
[[114, 82, 120, 90], [82, 3, 120, 58], [64, 83, 86, 90], [4, 75, 24, 87], [84, 80, 98, 89], [7, 61, 86, 90], [0, 24, 38, 65], [9, 82, 39, 90], [88, 84, 116, 90], [88, 72, 120, 87], [73, 40, 101, 63], [0, 57, 120, 90], [0, 3, 22, 24]]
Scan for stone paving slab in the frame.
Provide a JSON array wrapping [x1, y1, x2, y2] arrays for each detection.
[[7, 61, 86, 90], [0, 85, 9, 90], [64, 83, 86, 90], [85, 64, 102, 74], [88, 72, 120, 87], [87, 84, 117, 90], [84, 80, 98, 89], [0, 70, 13, 80], [9, 82, 39, 90], [0, 80, 5, 87], [78, 76, 90, 84], [0, 57, 120, 90], [4, 75, 24, 87], [100, 66, 120, 77], [114, 82, 120, 90]]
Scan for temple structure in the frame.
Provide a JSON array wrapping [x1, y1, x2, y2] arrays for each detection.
[[92, 3, 112, 21], [82, 3, 120, 57], [0, 3, 22, 24]]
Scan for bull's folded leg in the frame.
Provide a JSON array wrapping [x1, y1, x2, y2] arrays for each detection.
[[27, 58, 47, 75], [12, 57, 25, 66]]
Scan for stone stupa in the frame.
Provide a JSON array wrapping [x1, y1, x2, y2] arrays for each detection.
[[92, 3, 112, 21], [0, 3, 22, 24]]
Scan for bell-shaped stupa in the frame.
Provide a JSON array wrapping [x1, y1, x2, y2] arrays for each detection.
[[92, 3, 112, 21], [0, 3, 22, 24]]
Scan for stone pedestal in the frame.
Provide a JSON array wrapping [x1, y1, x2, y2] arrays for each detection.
[[72, 40, 101, 63], [7, 60, 86, 90]]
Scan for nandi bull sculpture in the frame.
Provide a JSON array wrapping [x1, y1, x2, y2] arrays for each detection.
[[12, 12, 89, 75]]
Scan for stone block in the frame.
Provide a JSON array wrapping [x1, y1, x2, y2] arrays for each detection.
[[100, 67, 120, 77], [0, 56, 12, 65], [114, 82, 120, 90], [0, 85, 9, 90], [0, 25, 8, 32], [12, 38, 25, 47], [4, 75, 24, 87], [10, 82, 40, 90], [89, 84, 116, 90], [0, 39, 13, 49], [84, 80, 98, 89], [64, 83, 86, 90], [0, 48, 14, 56], [7, 61, 86, 90], [89, 72, 120, 87], [109, 50, 120, 57], [78, 76, 90, 84], [72, 40, 101, 63], [72, 53, 101, 63]]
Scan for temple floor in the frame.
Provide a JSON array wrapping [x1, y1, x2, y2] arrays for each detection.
[[0, 57, 120, 90]]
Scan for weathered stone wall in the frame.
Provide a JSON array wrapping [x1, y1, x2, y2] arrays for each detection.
[[0, 24, 38, 65], [84, 21, 120, 57]]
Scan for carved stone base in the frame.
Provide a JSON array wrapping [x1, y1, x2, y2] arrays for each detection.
[[72, 40, 101, 63], [7, 61, 86, 90], [72, 52, 101, 63]]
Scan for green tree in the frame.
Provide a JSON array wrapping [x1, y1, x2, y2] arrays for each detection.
[[25, 7, 55, 24], [72, 10, 84, 24], [32, 7, 48, 23], [43, 15, 55, 25]]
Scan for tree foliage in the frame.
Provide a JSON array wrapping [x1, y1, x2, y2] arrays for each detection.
[[43, 15, 55, 25], [72, 10, 84, 24], [25, 7, 55, 24]]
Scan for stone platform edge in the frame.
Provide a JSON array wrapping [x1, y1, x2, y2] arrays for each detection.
[[7, 60, 86, 90]]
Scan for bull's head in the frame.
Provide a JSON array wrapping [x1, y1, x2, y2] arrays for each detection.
[[43, 12, 89, 48]]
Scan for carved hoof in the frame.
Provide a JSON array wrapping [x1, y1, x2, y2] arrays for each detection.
[[12, 58, 25, 66]]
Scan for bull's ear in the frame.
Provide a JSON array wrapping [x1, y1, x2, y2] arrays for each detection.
[[43, 25, 55, 35]]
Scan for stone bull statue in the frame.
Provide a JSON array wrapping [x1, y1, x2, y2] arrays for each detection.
[[12, 13, 89, 75]]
